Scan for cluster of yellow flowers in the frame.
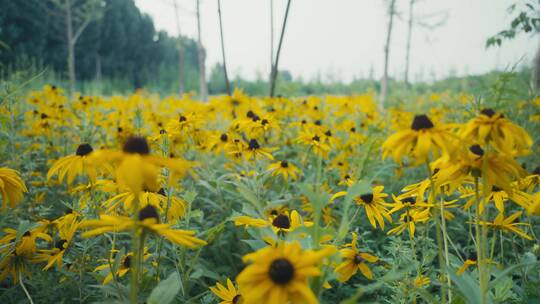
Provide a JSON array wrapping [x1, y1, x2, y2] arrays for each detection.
[[0, 85, 538, 303]]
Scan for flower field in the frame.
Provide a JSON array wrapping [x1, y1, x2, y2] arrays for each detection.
[[0, 85, 539, 303]]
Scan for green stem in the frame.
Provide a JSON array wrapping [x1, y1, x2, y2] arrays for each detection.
[[19, 270, 34, 304], [474, 177, 487, 304], [129, 196, 142, 304], [425, 161, 447, 304]]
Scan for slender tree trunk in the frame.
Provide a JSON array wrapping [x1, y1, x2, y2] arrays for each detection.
[[531, 35, 540, 95], [65, 0, 76, 95], [270, 0, 274, 73], [217, 0, 231, 96], [173, 0, 185, 96], [95, 53, 101, 82], [380, 0, 396, 110], [404, 0, 415, 87], [269, 0, 292, 97], [196, 0, 208, 101]]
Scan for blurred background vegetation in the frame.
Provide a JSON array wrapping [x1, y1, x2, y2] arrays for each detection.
[[0, 0, 537, 99]]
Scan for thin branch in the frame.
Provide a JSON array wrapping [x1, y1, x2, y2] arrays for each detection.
[[72, 18, 91, 44], [269, 0, 292, 97], [217, 0, 231, 96], [19, 270, 35, 304]]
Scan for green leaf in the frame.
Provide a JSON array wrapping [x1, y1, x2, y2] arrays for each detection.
[[448, 268, 492, 304], [147, 272, 182, 304]]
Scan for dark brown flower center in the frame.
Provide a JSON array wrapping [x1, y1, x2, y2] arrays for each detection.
[[123, 137, 150, 155], [220, 133, 228, 142], [411, 114, 434, 131], [325, 130, 332, 137], [467, 252, 477, 262], [353, 254, 363, 265], [272, 214, 291, 229], [491, 186, 502, 192], [360, 193, 374, 204], [280, 160, 289, 168], [76, 143, 93, 156], [261, 119, 269, 125], [179, 115, 187, 122], [480, 108, 496, 118], [248, 139, 260, 150], [469, 145, 484, 156], [312, 135, 320, 142], [138, 205, 159, 222], [232, 294, 242, 304], [403, 215, 414, 223], [402, 197, 416, 205], [123, 256, 131, 268], [246, 110, 256, 118], [55, 239, 67, 250], [268, 258, 295, 285]]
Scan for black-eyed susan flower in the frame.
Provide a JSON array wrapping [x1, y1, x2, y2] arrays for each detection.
[[296, 130, 331, 158], [332, 186, 392, 230], [36, 214, 79, 270], [0, 224, 52, 256], [209, 278, 242, 304], [234, 210, 312, 235], [382, 114, 456, 165], [528, 192, 540, 215], [94, 249, 151, 284], [0, 167, 27, 210], [456, 253, 477, 275], [335, 232, 379, 282], [459, 108, 532, 156], [102, 187, 186, 223], [90, 136, 195, 194], [434, 144, 526, 194], [80, 205, 206, 248], [479, 211, 532, 240], [267, 160, 300, 181], [387, 208, 430, 239], [47, 143, 107, 185], [236, 241, 335, 304]]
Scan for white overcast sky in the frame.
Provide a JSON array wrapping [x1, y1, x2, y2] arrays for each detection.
[[135, 0, 534, 83]]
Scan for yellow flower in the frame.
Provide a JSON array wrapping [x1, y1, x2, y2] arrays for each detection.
[[94, 249, 151, 284], [102, 188, 186, 223], [0, 167, 28, 210], [209, 278, 242, 304], [236, 241, 335, 304], [267, 160, 300, 181], [456, 254, 477, 275], [80, 205, 206, 248], [296, 130, 331, 158], [234, 210, 312, 235], [479, 211, 532, 240], [47, 143, 108, 185], [332, 185, 392, 230], [335, 232, 379, 282], [382, 114, 456, 165], [36, 214, 79, 270], [227, 138, 275, 161], [434, 144, 526, 194], [387, 208, 430, 239], [91, 136, 195, 194], [459, 108, 532, 156], [528, 192, 540, 215]]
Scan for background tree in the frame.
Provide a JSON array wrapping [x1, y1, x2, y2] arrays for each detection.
[[196, 0, 208, 101], [49, 0, 105, 94], [379, 0, 397, 109], [487, 1, 540, 94], [269, 0, 292, 97]]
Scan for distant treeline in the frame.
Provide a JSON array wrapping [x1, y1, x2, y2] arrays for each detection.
[[0, 0, 206, 93]]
